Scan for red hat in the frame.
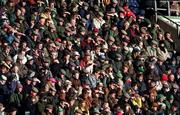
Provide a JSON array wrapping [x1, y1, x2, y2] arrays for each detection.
[[48, 77, 57, 83], [116, 112, 123, 115], [161, 74, 168, 81], [93, 28, 99, 33], [55, 38, 61, 43]]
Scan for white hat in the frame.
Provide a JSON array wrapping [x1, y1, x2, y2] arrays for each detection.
[[0, 75, 7, 81], [74, 51, 80, 56], [32, 77, 41, 83]]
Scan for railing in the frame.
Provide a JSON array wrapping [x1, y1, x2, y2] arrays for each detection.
[[154, 0, 180, 38], [154, 0, 180, 21]]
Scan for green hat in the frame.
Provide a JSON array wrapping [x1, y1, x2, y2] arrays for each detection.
[[46, 104, 53, 109], [60, 69, 66, 76], [115, 71, 123, 79], [151, 40, 158, 45], [94, 67, 101, 73], [157, 94, 166, 100], [169, 95, 174, 100], [31, 15, 36, 21], [43, 57, 51, 64], [137, 66, 145, 73], [101, 64, 111, 70], [79, 27, 86, 32], [32, 87, 39, 93], [93, 108, 100, 114], [98, 12, 104, 17], [112, 0, 118, 3]]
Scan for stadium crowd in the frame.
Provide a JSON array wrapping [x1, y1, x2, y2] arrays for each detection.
[[0, 0, 179, 115]]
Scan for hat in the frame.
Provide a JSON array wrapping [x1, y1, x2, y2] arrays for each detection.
[[0, 75, 7, 81], [115, 54, 122, 58], [98, 12, 104, 17], [74, 51, 80, 56], [49, 42, 56, 48], [18, 16, 25, 20], [157, 94, 166, 100], [93, 108, 100, 114], [49, 24, 56, 29], [26, 55, 33, 61], [32, 87, 39, 93], [117, 112, 123, 115], [172, 83, 179, 89], [112, 0, 118, 3], [60, 69, 66, 76], [55, 41, 61, 47], [109, 36, 115, 42], [151, 40, 158, 45], [112, 0, 118, 4], [133, 48, 141, 52], [161, 74, 168, 81], [102, 64, 111, 70], [169, 95, 174, 100], [43, 58, 51, 64], [137, 66, 145, 73], [65, 27, 71, 32], [16, 83, 23, 88], [109, 8, 116, 13], [5, 56, 13, 62], [48, 77, 57, 83], [46, 104, 53, 109], [32, 31, 39, 36], [152, 102, 159, 107], [58, 17, 64, 22], [17, 55, 24, 60], [102, 44, 108, 49], [116, 71, 123, 79], [26, 76, 33, 81], [32, 77, 41, 83], [69, 62, 76, 67], [79, 27, 86, 32], [121, 30, 127, 35], [93, 28, 99, 33], [81, 18, 87, 23]]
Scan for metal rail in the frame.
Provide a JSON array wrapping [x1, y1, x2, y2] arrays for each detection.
[[154, 0, 180, 38]]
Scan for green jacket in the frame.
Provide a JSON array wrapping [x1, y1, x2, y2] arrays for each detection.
[[9, 92, 23, 107]]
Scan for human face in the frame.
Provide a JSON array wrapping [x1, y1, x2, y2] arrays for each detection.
[[0, 80, 6, 85], [74, 73, 79, 79], [18, 87, 23, 92], [169, 74, 175, 82]]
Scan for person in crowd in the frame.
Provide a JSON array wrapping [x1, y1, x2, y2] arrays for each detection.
[[0, 0, 179, 114]]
